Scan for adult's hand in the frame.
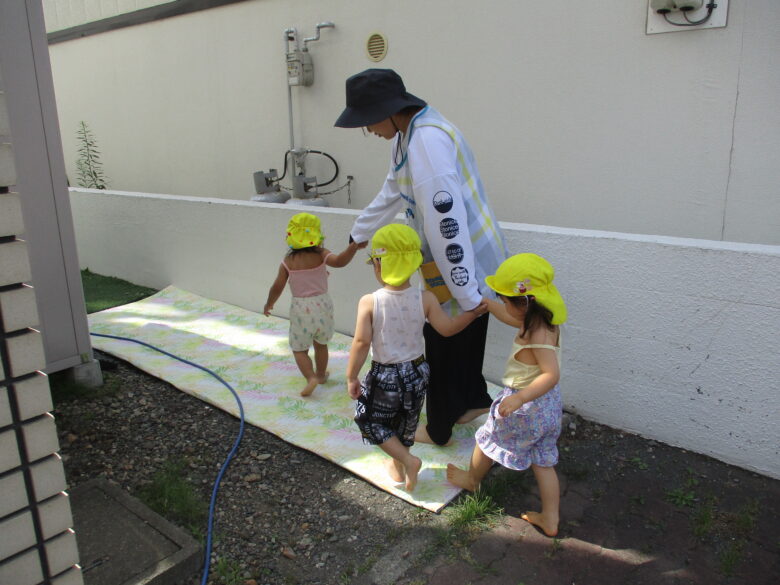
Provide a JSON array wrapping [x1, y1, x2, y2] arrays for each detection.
[[349, 235, 369, 249]]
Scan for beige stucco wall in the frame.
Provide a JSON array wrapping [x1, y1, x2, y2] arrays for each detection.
[[42, 0, 172, 31], [47, 0, 780, 246], [69, 188, 780, 480]]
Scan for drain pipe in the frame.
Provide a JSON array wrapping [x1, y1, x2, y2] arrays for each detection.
[[284, 27, 297, 164]]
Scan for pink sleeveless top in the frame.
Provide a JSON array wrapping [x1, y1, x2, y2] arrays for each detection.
[[282, 253, 333, 298]]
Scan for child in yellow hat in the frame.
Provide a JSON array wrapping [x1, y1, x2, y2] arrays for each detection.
[[346, 224, 486, 491], [264, 213, 359, 396], [447, 253, 566, 536]]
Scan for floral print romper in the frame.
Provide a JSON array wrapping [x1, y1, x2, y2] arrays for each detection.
[[475, 335, 562, 470]]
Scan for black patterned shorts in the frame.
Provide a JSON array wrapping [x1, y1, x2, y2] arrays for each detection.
[[354, 356, 429, 447]]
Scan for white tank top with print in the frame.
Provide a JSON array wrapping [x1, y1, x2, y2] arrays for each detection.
[[371, 287, 425, 365]]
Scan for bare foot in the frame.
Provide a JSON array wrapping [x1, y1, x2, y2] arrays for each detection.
[[385, 458, 405, 484], [404, 456, 422, 492], [521, 511, 559, 537], [446, 463, 478, 491], [456, 408, 490, 424], [414, 425, 452, 446], [317, 371, 330, 384], [300, 377, 318, 397]]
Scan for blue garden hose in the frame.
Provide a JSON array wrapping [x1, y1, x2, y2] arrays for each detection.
[[89, 332, 245, 585]]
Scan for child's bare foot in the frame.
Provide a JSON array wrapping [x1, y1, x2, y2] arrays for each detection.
[[456, 408, 490, 424], [316, 371, 330, 384], [521, 511, 559, 537], [446, 463, 478, 491], [385, 458, 405, 484], [404, 456, 422, 492], [300, 377, 318, 396]]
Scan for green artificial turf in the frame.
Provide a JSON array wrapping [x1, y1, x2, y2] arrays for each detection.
[[81, 268, 158, 313]]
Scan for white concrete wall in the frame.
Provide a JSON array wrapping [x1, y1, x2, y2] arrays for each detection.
[[69, 188, 780, 479], [47, 0, 780, 246]]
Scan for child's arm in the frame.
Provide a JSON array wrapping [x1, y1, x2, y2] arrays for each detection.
[[486, 298, 524, 328], [422, 291, 487, 337], [263, 264, 289, 316], [346, 294, 374, 399], [324, 241, 360, 268], [498, 329, 560, 417]]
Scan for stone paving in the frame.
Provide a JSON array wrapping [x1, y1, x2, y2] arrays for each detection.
[[394, 419, 780, 585]]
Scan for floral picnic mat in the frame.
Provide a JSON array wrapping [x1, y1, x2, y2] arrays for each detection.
[[88, 286, 498, 512]]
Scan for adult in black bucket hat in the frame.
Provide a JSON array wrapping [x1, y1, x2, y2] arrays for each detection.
[[337, 69, 508, 447], [334, 69, 426, 128]]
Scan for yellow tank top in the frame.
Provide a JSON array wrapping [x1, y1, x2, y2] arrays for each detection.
[[501, 332, 562, 390]]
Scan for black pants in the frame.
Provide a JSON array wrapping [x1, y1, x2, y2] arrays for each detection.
[[423, 313, 492, 445]]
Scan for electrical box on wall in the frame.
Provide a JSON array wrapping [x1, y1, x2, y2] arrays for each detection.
[[647, 0, 728, 34]]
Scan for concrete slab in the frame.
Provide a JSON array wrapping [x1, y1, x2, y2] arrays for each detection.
[[388, 418, 780, 585], [69, 479, 201, 585]]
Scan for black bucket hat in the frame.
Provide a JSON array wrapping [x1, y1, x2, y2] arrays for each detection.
[[334, 69, 427, 128]]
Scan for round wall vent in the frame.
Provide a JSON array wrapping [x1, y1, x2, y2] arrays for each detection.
[[366, 32, 388, 62]]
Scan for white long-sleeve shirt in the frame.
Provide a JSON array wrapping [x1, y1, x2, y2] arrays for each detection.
[[352, 106, 507, 314]]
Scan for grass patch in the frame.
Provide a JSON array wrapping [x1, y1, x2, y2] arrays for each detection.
[[447, 488, 504, 532], [692, 498, 715, 540], [212, 557, 243, 585], [719, 538, 745, 576], [81, 268, 157, 313], [356, 551, 380, 576], [138, 460, 207, 536], [666, 470, 700, 508], [666, 487, 696, 508], [735, 499, 758, 534], [461, 549, 499, 576], [628, 456, 649, 470], [545, 537, 563, 559], [337, 565, 354, 584], [419, 484, 507, 566]]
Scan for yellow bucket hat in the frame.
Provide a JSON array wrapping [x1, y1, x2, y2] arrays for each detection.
[[485, 253, 567, 324], [286, 213, 324, 249], [370, 224, 423, 286]]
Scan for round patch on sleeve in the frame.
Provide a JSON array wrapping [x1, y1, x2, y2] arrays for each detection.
[[432, 190, 454, 213], [450, 266, 469, 286], [445, 243, 464, 264], [439, 218, 460, 239]]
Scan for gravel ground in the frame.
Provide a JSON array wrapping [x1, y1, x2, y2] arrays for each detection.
[[54, 351, 446, 585], [55, 350, 779, 585]]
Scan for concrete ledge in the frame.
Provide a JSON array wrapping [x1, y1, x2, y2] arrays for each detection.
[[68, 188, 780, 478], [69, 479, 201, 585]]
